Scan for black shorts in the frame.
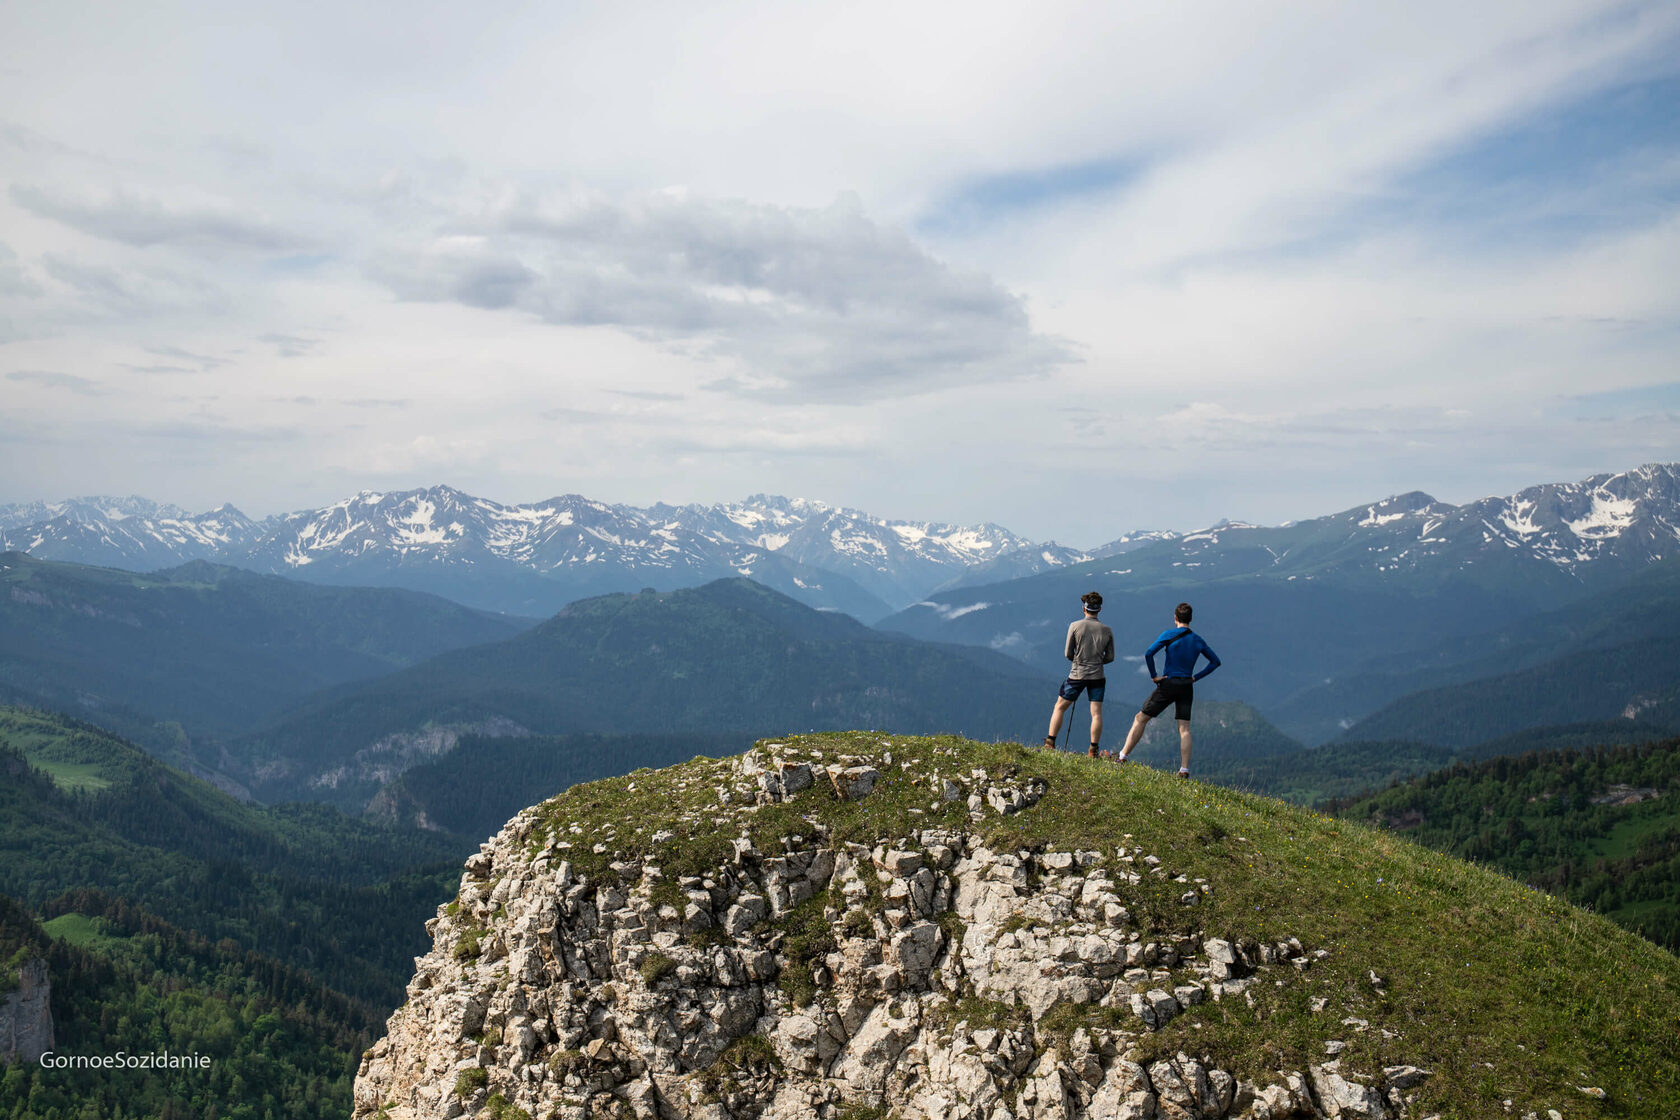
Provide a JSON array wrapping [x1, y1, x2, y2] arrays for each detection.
[[1141, 677, 1193, 721], [1059, 677, 1106, 702]]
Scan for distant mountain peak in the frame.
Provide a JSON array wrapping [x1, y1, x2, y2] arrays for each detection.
[[0, 485, 1090, 619], [10, 463, 1678, 622]]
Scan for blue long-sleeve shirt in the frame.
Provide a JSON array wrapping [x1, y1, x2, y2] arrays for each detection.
[[1144, 627, 1221, 681]]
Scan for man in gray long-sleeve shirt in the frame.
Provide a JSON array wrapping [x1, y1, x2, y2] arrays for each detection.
[[1044, 590, 1114, 756]]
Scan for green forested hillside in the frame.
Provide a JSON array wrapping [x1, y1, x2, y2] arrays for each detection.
[[1200, 738, 1461, 805], [1, 893, 375, 1120], [1193, 722, 1669, 808], [235, 579, 1060, 804], [0, 553, 527, 757], [1334, 738, 1680, 950], [0, 708, 470, 1008], [1456, 719, 1675, 760]]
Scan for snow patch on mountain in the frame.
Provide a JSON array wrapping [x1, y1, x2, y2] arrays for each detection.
[[1567, 493, 1638, 539], [1359, 508, 1411, 528]]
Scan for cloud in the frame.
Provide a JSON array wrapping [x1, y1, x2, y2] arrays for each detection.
[[147, 345, 228, 370], [1562, 380, 1680, 419], [0, 241, 41, 298], [124, 417, 306, 444], [374, 191, 1074, 401], [11, 184, 311, 253], [6, 370, 109, 396], [258, 332, 320, 358], [2, 3, 1677, 532], [988, 632, 1027, 654], [539, 405, 606, 422], [116, 345, 229, 375], [39, 255, 226, 318], [913, 600, 993, 620], [608, 388, 685, 402]]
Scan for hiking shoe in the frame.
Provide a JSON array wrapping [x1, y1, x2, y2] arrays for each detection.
[[1177, 768, 1191, 779], [1041, 735, 1057, 751], [1114, 753, 1129, 764]]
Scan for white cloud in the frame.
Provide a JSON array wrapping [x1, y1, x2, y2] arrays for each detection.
[[6, 369, 109, 396], [0, 1, 1675, 537], [371, 189, 1071, 400], [11, 184, 311, 252]]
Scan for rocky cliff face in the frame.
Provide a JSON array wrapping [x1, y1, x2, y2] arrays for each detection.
[[0, 958, 55, 1065], [354, 743, 1433, 1120]]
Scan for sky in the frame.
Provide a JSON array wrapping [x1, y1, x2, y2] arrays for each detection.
[[1, 0, 1677, 546]]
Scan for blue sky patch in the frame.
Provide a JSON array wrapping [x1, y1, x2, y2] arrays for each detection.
[[1373, 69, 1680, 248], [917, 154, 1150, 237]]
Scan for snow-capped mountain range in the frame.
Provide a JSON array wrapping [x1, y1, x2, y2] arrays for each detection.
[[6, 464, 1677, 623], [1144, 461, 1680, 588], [892, 463, 1680, 628], [877, 463, 1680, 737], [0, 496, 261, 570], [0, 488, 1096, 620]]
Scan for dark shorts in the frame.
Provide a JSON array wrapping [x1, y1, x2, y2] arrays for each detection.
[[1059, 677, 1106, 703], [1141, 677, 1194, 721]]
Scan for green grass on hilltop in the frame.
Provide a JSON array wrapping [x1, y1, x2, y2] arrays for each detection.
[[521, 732, 1680, 1119], [1334, 739, 1680, 952]]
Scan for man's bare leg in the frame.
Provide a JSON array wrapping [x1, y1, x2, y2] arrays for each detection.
[[1045, 696, 1073, 746], [1087, 701, 1105, 755], [1118, 711, 1151, 758], [1177, 720, 1193, 774]]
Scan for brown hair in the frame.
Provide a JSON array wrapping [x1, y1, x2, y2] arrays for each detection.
[[1175, 602, 1193, 624], [1081, 591, 1103, 613]]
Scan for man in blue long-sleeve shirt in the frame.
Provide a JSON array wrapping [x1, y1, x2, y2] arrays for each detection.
[[1116, 601, 1221, 777]]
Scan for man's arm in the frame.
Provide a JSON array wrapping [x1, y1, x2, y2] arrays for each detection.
[[1144, 632, 1166, 679], [1065, 623, 1078, 663], [1192, 641, 1221, 681], [1102, 632, 1115, 665]]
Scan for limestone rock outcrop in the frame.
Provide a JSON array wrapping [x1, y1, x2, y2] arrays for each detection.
[[0, 958, 55, 1065], [355, 743, 1430, 1120]]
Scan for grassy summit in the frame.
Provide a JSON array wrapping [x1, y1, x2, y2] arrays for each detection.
[[520, 732, 1680, 1118], [1333, 738, 1680, 951]]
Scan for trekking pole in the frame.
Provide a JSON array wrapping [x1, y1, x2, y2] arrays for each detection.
[[1063, 696, 1076, 751]]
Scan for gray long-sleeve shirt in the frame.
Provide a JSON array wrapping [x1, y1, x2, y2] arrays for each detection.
[[1064, 617, 1115, 680]]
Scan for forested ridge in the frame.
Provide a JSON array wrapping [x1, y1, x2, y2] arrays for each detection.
[[1, 893, 374, 1120], [0, 708, 486, 1117], [0, 709, 471, 1008], [234, 579, 1055, 805], [1337, 636, 1680, 747], [0, 552, 524, 757], [1334, 737, 1680, 949]]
